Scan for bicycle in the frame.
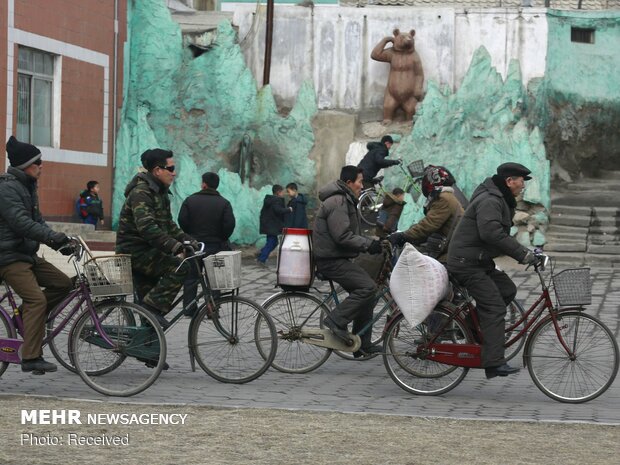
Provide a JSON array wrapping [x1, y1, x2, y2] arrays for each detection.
[[382, 250, 619, 403], [0, 237, 167, 397], [357, 159, 425, 226], [133, 244, 278, 384]]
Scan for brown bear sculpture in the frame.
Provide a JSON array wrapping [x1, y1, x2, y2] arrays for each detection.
[[371, 29, 425, 124]]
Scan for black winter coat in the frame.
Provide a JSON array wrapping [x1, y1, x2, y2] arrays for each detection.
[[447, 177, 529, 266], [357, 142, 399, 182], [0, 167, 58, 267], [286, 193, 308, 229], [259, 195, 289, 236], [178, 188, 236, 245]]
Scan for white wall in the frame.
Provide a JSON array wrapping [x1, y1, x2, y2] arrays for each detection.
[[232, 6, 547, 109]]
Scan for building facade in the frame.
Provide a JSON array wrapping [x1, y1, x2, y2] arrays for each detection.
[[1, 0, 127, 222]]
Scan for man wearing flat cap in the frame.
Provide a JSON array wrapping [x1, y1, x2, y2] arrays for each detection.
[[0, 136, 74, 374], [447, 162, 536, 379]]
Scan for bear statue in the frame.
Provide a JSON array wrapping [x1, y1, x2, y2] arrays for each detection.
[[371, 29, 425, 124]]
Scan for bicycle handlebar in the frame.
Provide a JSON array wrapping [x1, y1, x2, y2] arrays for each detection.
[[174, 241, 206, 272]]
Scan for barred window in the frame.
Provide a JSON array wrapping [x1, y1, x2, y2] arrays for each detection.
[[571, 27, 595, 44]]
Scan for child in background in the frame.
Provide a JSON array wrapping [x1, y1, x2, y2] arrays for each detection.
[[285, 182, 308, 228], [78, 180, 104, 227], [257, 185, 292, 267], [375, 187, 406, 238]]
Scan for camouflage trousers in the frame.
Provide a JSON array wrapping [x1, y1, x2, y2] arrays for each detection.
[[130, 249, 189, 313]]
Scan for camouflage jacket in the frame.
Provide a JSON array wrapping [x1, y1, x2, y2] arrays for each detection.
[[116, 172, 192, 255]]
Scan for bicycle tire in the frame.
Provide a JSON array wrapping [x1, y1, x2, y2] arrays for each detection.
[[525, 310, 619, 403], [190, 295, 277, 384], [333, 290, 393, 361], [358, 190, 383, 226], [383, 311, 470, 396], [260, 291, 332, 373], [0, 311, 15, 377], [504, 300, 526, 362], [71, 301, 166, 397]]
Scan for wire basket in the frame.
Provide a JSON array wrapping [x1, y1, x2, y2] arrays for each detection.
[[407, 159, 425, 178], [552, 268, 592, 307], [83, 255, 133, 297]]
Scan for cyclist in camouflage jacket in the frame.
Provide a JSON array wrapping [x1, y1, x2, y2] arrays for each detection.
[[116, 149, 196, 323]]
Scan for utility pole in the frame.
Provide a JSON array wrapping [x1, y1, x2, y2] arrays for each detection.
[[263, 0, 274, 86]]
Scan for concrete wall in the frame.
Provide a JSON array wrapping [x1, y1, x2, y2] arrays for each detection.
[[232, 6, 547, 109]]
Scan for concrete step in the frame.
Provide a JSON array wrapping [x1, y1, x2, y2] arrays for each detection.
[[587, 243, 620, 254], [590, 217, 620, 227], [544, 242, 587, 252], [591, 206, 620, 217], [546, 230, 588, 240], [589, 226, 620, 235], [598, 170, 620, 180], [546, 224, 589, 234], [551, 205, 591, 216], [549, 214, 592, 228], [48, 221, 95, 236]]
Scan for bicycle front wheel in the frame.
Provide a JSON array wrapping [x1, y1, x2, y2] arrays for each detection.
[[190, 296, 277, 384], [0, 311, 15, 377], [358, 190, 383, 226], [70, 302, 166, 397], [260, 291, 332, 373], [525, 311, 619, 403], [383, 311, 470, 396]]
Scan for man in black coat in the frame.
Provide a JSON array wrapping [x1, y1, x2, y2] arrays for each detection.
[[0, 136, 74, 374], [179, 172, 235, 315], [447, 162, 537, 379], [357, 135, 400, 187], [257, 185, 292, 267]]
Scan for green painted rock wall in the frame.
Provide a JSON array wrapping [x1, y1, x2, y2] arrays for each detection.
[[113, 0, 317, 245], [388, 47, 550, 245]]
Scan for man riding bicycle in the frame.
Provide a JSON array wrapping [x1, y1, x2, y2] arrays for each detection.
[[357, 135, 400, 189], [116, 149, 198, 329], [314, 165, 383, 358], [447, 162, 537, 379], [0, 137, 74, 374]]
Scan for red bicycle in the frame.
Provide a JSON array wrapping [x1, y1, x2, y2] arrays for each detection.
[[382, 251, 619, 403]]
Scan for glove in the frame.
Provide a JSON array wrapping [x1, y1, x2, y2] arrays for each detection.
[[171, 241, 184, 256], [388, 232, 406, 247], [520, 250, 538, 266], [367, 240, 382, 255], [48, 231, 69, 251], [58, 242, 76, 256]]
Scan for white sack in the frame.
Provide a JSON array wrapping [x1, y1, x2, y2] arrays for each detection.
[[389, 243, 450, 328]]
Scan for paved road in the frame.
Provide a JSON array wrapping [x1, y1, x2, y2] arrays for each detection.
[[2, 261, 619, 424]]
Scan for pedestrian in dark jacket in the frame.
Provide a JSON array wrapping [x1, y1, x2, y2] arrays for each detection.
[[285, 182, 308, 228], [257, 185, 291, 266], [179, 172, 235, 315], [447, 162, 537, 379], [116, 148, 198, 329], [78, 180, 104, 227], [314, 166, 383, 358], [357, 135, 399, 188], [375, 188, 406, 238], [0, 136, 73, 374]]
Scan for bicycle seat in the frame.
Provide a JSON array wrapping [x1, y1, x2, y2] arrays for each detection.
[[371, 176, 384, 185]]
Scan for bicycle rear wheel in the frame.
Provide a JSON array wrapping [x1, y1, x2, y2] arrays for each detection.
[[190, 296, 277, 383], [383, 310, 470, 396], [71, 301, 166, 397], [0, 312, 15, 377], [260, 291, 331, 373], [47, 298, 89, 373], [358, 190, 383, 226], [525, 311, 619, 403]]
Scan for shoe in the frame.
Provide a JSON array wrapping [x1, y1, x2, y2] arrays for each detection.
[[485, 363, 520, 379], [256, 259, 269, 269], [353, 345, 382, 358], [21, 357, 57, 373], [142, 303, 171, 330], [322, 317, 352, 345]]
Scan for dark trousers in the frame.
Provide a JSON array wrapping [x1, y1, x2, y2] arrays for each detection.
[[258, 235, 278, 263], [316, 258, 377, 349], [0, 257, 72, 359], [131, 249, 189, 313], [448, 263, 517, 367], [183, 243, 229, 314]]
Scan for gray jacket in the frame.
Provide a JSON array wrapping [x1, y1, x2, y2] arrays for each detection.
[[313, 180, 373, 259], [447, 177, 528, 266], [0, 167, 58, 267]]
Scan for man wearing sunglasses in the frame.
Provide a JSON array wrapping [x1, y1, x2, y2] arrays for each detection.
[[0, 136, 74, 374], [116, 148, 198, 328]]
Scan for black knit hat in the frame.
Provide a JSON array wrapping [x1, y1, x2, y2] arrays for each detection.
[[6, 136, 41, 169]]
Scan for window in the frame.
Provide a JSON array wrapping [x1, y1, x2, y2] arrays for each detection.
[[17, 47, 54, 146], [571, 27, 595, 44]]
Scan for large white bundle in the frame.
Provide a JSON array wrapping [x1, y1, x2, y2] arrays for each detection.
[[389, 243, 450, 328]]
